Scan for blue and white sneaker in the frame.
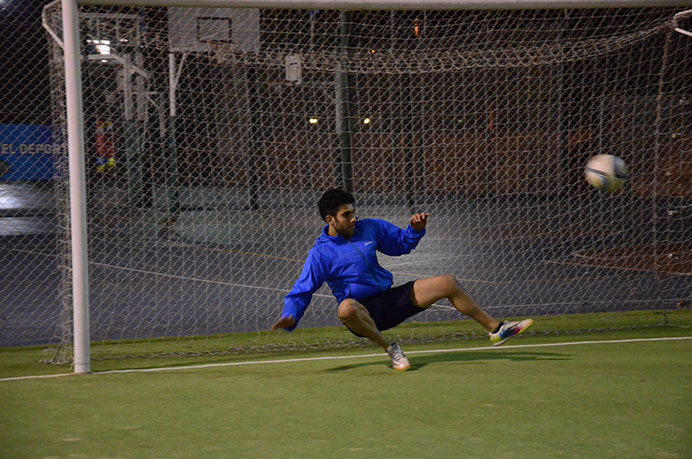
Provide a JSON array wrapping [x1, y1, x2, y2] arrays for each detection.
[[489, 319, 534, 346]]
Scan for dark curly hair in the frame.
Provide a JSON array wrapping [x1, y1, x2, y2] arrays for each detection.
[[317, 188, 355, 221]]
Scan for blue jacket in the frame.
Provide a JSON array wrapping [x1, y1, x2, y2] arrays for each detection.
[[281, 218, 426, 330]]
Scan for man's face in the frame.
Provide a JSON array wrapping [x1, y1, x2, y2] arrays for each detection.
[[328, 204, 357, 238]]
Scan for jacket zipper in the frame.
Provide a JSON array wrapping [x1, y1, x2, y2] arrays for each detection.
[[347, 241, 385, 290]]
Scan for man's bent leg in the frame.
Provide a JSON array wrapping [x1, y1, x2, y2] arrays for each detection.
[[338, 299, 391, 350], [410, 275, 499, 332]]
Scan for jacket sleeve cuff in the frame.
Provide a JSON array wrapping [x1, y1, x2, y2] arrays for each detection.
[[407, 225, 426, 237], [282, 313, 298, 332]]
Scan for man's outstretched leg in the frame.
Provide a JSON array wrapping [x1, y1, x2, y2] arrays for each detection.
[[338, 299, 410, 370], [410, 275, 533, 345]]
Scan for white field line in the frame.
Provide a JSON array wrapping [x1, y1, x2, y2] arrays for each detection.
[[2, 335, 691, 382]]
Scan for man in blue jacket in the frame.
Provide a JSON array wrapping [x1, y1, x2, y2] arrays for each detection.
[[273, 188, 533, 370]]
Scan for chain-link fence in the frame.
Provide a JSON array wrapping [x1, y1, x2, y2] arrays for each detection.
[[2, 3, 691, 364], [0, 1, 63, 348]]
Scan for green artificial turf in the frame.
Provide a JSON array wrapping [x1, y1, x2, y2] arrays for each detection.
[[1, 328, 690, 458]]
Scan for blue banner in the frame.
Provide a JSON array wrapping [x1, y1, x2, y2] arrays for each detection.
[[0, 124, 61, 181]]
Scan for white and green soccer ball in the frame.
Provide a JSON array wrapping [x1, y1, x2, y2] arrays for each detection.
[[585, 154, 629, 193]]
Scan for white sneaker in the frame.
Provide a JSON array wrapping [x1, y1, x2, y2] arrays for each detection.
[[489, 319, 534, 346], [386, 342, 411, 371]]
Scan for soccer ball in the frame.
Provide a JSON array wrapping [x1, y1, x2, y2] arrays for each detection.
[[584, 154, 628, 193]]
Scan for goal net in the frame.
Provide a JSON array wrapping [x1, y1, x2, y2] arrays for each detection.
[[41, 3, 692, 365]]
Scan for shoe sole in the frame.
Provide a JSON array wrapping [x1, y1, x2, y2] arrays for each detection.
[[392, 358, 411, 371], [491, 319, 534, 347]]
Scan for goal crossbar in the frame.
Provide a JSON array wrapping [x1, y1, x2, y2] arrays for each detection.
[[76, 0, 692, 10]]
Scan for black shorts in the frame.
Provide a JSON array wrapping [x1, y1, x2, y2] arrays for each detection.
[[346, 281, 425, 337]]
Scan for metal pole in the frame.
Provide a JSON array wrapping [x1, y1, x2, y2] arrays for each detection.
[[168, 53, 181, 219], [652, 27, 674, 292], [124, 53, 143, 207], [558, 10, 567, 195], [338, 11, 353, 193], [404, 15, 420, 211], [61, 0, 90, 374], [247, 67, 260, 210]]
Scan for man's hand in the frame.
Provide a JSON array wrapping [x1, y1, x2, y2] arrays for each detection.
[[272, 315, 296, 331], [410, 212, 430, 232]]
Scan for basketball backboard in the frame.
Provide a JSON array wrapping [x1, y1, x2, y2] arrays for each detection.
[[168, 8, 259, 53]]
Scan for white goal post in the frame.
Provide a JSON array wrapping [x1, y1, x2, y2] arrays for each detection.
[[54, 0, 692, 374]]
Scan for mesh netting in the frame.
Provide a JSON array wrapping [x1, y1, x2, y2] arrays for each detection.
[[25, 5, 692, 363]]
